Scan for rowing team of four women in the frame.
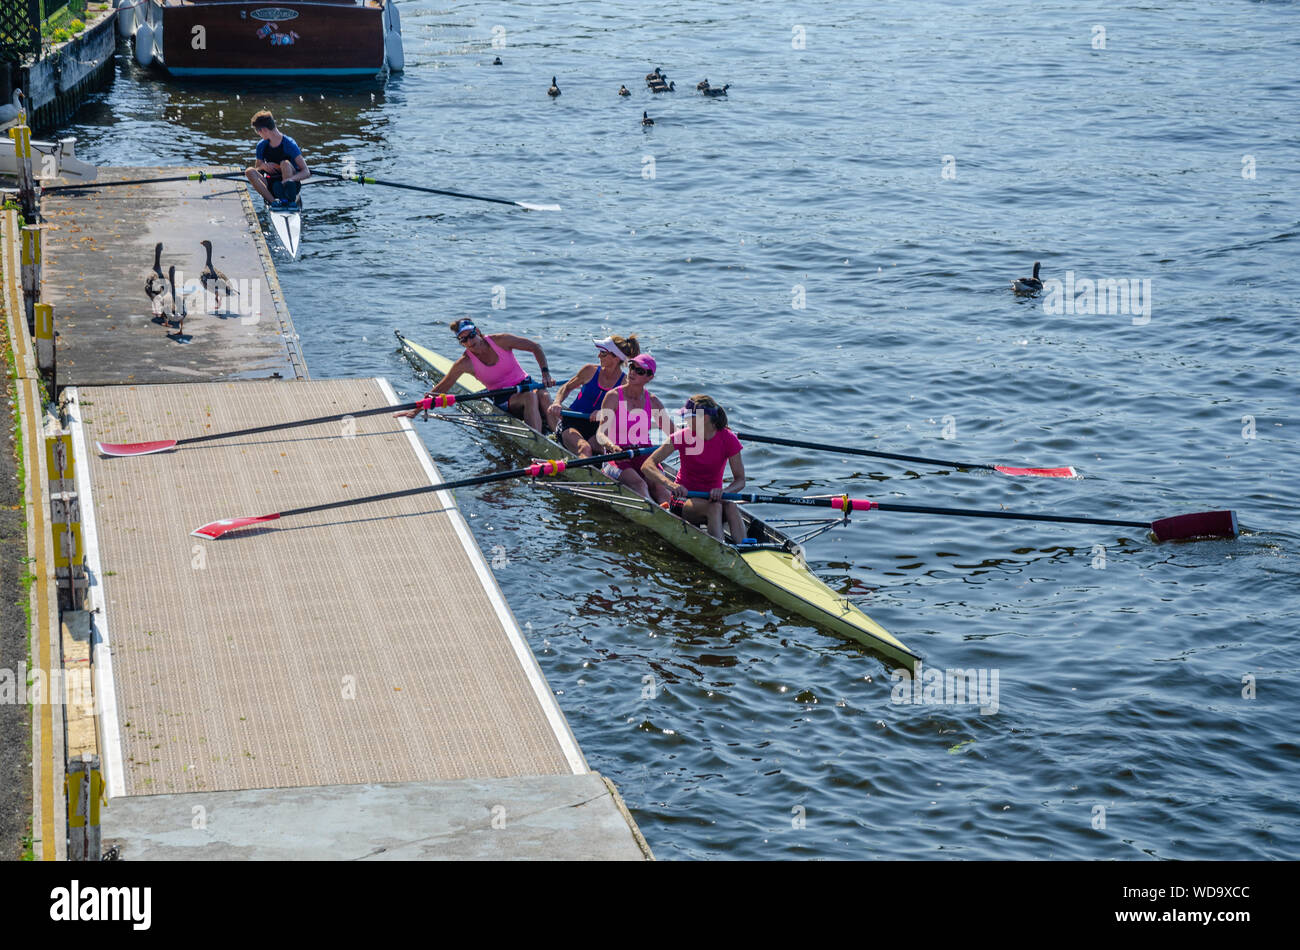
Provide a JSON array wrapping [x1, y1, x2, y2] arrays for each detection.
[[402, 318, 747, 544]]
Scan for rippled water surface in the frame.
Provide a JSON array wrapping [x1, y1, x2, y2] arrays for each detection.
[[62, 1, 1299, 858]]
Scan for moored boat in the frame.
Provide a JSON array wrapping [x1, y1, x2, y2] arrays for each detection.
[[396, 331, 921, 670], [127, 0, 404, 77]]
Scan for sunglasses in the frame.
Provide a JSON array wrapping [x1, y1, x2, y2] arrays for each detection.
[[629, 364, 652, 376], [457, 330, 478, 344]]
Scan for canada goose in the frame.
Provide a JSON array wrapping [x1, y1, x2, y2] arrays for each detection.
[[702, 83, 728, 97], [152, 264, 177, 323], [696, 79, 710, 91], [1012, 261, 1043, 294], [199, 239, 237, 311], [642, 111, 654, 126], [645, 67, 664, 83], [144, 242, 166, 304], [548, 76, 560, 97], [618, 85, 630, 97], [650, 80, 675, 92]]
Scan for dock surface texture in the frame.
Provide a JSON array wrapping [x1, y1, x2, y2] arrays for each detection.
[[101, 774, 650, 861], [73, 378, 584, 797], [42, 166, 306, 385]]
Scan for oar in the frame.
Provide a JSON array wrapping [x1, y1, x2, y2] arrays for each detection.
[[729, 430, 1076, 478], [310, 170, 561, 212], [96, 382, 543, 457], [42, 171, 246, 192], [685, 491, 1238, 542], [193, 448, 648, 539]]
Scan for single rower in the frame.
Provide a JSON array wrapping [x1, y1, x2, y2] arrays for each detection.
[[644, 394, 746, 543], [546, 334, 641, 456], [398, 319, 555, 430], [245, 110, 309, 210], [594, 353, 673, 503]]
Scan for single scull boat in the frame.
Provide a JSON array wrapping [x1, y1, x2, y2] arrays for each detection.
[[396, 331, 921, 669], [268, 197, 303, 259]]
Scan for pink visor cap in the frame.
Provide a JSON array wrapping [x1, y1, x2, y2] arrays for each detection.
[[630, 353, 656, 374]]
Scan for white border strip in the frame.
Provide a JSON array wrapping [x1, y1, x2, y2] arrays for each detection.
[[375, 378, 588, 775], [65, 389, 127, 798]]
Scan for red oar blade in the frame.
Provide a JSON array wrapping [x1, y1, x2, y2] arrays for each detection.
[[97, 439, 178, 458], [993, 464, 1078, 478], [191, 513, 282, 540], [1150, 510, 1238, 542]]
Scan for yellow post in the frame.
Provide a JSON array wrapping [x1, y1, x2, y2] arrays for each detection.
[[34, 301, 54, 375], [7, 122, 35, 220], [20, 225, 41, 326]]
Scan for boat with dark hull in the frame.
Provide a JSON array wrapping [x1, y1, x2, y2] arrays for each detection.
[[119, 0, 404, 77]]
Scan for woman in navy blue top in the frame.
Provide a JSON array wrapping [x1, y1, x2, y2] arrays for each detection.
[[546, 335, 640, 456]]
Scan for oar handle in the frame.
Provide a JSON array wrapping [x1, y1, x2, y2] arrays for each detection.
[[685, 491, 874, 511], [281, 448, 651, 518], [173, 382, 542, 447], [731, 431, 996, 473]]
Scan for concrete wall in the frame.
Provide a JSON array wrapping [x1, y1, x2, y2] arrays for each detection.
[[19, 9, 116, 131]]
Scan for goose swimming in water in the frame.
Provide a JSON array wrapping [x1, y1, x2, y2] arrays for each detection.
[[645, 67, 664, 83], [144, 242, 167, 305], [696, 79, 710, 91], [650, 80, 675, 93], [618, 85, 630, 97], [199, 239, 237, 311], [642, 111, 654, 126], [548, 77, 561, 97], [701, 83, 729, 97], [1012, 261, 1043, 294]]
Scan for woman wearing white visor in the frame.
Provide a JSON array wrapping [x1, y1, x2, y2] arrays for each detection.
[[547, 334, 641, 456]]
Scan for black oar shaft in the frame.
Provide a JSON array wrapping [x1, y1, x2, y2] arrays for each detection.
[[873, 502, 1149, 530], [42, 172, 244, 192], [176, 383, 539, 447], [732, 431, 995, 472], [312, 170, 517, 207], [714, 491, 1150, 531], [281, 449, 645, 518]]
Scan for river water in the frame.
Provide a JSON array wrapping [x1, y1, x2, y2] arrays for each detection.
[[61, 1, 1298, 859]]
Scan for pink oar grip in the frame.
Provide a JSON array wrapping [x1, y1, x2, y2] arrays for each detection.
[[526, 460, 568, 477], [828, 496, 876, 512], [433, 394, 456, 408]]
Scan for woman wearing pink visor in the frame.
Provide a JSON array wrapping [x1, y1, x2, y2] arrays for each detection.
[[594, 353, 673, 503], [643, 394, 746, 543]]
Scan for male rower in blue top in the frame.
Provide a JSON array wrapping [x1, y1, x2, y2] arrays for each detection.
[[245, 110, 309, 210]]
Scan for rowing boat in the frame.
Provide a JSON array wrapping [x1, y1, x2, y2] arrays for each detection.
[[268, 198, 302, 258], [395, 331, 921, 669]]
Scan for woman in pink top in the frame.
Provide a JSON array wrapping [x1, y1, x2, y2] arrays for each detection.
[[404, 319, 555, 431], [594, 354, 673, 503], [644, 394, 746, 543]]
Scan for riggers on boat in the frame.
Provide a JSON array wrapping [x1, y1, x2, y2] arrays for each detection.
[[396, 331, 921, 670]]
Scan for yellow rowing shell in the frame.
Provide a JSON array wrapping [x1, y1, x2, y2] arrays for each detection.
[[396, 331, 920, 670]]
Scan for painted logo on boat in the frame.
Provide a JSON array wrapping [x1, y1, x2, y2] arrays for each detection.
[[251, 8, 299, 21]]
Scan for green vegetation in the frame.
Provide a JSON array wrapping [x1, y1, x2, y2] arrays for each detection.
[[41, 1, 89, 42]]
